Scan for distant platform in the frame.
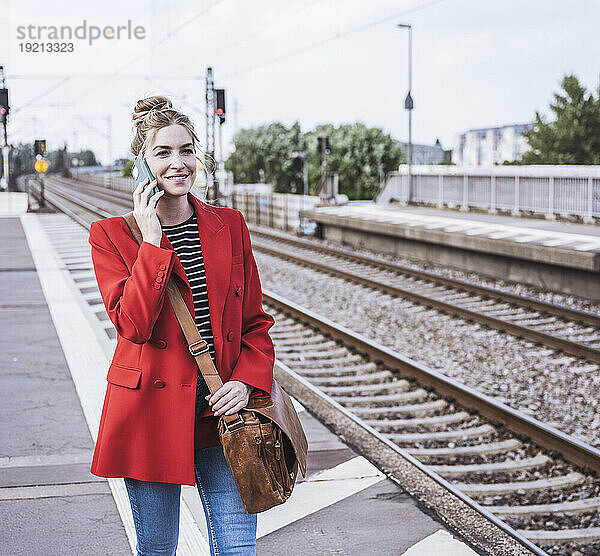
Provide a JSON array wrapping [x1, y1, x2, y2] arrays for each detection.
[[382, 204, 600, 238], [300, 203, 600, 300]]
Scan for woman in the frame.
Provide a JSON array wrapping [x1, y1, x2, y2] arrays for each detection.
[[88, 95, 275, 555]]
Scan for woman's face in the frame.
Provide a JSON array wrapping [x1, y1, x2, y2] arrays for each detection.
[[145, 124, 197, 196]]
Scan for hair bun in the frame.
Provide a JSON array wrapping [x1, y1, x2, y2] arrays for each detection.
[[132, 95, 173, 127], [130, 94, 200, 159]]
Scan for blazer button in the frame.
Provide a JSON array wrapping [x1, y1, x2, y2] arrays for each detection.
[[157, 270, 165, 277], [153, 283, 161, 290], [155, 339, 167, 349], [159, 264, 167, 270], [226, 330, 233, 342], [153, 379, 166, 388], [155, 276, 164, 283], [235, 286, 242, 297]]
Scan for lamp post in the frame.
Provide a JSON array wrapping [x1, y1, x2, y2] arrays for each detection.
[[397, 23, 414, 204]]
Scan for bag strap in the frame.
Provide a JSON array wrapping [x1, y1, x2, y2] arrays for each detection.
[[121, 212, 225, 396]]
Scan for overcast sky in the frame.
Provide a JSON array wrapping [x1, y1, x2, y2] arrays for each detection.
[[2, 0, 599, 164]]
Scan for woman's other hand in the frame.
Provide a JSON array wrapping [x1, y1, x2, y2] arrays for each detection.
[[206, 380, 252, 416], [133, 178, 165, 246]]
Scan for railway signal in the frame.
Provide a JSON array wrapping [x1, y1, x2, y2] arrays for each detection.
[[34, 140, 47, 156], [0, 87, 8, 127], [32, 138, 49, 208], [317, 137, 330, 155], [0, 87, 9, 122], [316, 137, 333, 200], [213, 83, 227, 204], [215, 89, 226, 125], [34, 158, 49, 174]]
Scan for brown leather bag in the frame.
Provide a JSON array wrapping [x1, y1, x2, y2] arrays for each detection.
[[122, 212, 308, 514]]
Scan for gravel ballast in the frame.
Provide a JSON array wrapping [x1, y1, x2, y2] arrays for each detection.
[[255, 249, 600, 449]]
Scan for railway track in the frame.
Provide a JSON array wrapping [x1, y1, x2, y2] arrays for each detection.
[[263, 292, 600, 554], [26, 174, 600, 554], [247, 227, 600, 365], [35, 174, 600, 370]]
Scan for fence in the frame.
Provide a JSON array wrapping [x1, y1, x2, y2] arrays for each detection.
[[231, 191, 321, 231], [72, 170, 136, 193], [377, 165, 600, 220], [72, 170, 211, 200], [71, 171, 321, 232]]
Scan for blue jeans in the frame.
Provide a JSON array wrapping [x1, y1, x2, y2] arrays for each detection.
[[124, 445, 257, 555]]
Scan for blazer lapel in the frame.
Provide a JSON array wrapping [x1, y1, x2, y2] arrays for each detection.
[[160, 193, 231, 371], [193, 194, 231, 371]]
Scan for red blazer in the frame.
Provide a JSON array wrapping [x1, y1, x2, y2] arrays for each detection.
[[88, 192, 275, 486]]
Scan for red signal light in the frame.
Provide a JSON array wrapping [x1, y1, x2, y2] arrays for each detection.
[[0, 107, 6, 115], [216, 108, 223, 115]]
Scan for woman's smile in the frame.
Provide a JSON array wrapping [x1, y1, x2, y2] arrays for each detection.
[[165, 173, 189, 183]]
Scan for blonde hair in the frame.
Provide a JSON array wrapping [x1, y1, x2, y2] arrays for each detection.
[[131, 95, 214, 199]]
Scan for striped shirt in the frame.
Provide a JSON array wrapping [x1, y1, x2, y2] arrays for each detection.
[[161, 211, 213, 415]]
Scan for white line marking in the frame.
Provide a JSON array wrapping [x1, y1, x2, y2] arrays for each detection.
[[0, 453, 91, 468], [290, 395, 306, 413], [257, 456, 385, 538], [20, 214, 209, 556], [400, 529, 479, 555]]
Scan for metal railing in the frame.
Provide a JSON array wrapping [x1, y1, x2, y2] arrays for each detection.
[[72, 170, 135, 193], [232, 191, 321, 231], [377, 165, 600, 220], [70, 171, 321, 232]]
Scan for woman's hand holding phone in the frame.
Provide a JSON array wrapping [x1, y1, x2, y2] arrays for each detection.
[[133, 178, 165, 246]]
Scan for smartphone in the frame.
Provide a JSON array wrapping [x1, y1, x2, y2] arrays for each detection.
[[132, 155, 160, 197]]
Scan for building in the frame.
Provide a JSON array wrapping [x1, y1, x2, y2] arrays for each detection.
[[454, 123, 534, 166], [399, 139, 450, 165]]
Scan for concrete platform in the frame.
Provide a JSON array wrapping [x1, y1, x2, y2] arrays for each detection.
[[300, 202, 600, 300], [0, 210, 485, 555], [0, 215, 130, 556], [384, 205, 600, 237]]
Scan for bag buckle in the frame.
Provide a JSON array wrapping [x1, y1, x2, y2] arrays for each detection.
[[189, 340, 209, 356], [223, 414, 245, 431]]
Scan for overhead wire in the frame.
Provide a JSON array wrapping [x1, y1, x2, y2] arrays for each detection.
[[6, 0, 449, 153], [12, 77, 71, 115], [221, 0, 448, 80], [8, 0, 225, 113], [164, 0, 326, 78]]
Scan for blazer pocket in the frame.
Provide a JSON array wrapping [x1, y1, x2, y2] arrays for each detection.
[[232, 254, 243, 266], [107, 363, 142, 389]]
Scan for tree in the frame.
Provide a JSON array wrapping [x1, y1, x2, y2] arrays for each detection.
[[47, 145, 71, 176], [122, 159, 134, 178], [10, 143, 36, 178], [226, 121, 405, 199], [521, 74, 600, 164], [77, 149, 99, 167], [225, 121, 305, 193], [305, 123, 405, 200]]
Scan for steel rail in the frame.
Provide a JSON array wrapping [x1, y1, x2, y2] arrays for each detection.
[[253, 238, 600, 364], [250, 226, 600, 327], [263, 290, 600, 475]]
